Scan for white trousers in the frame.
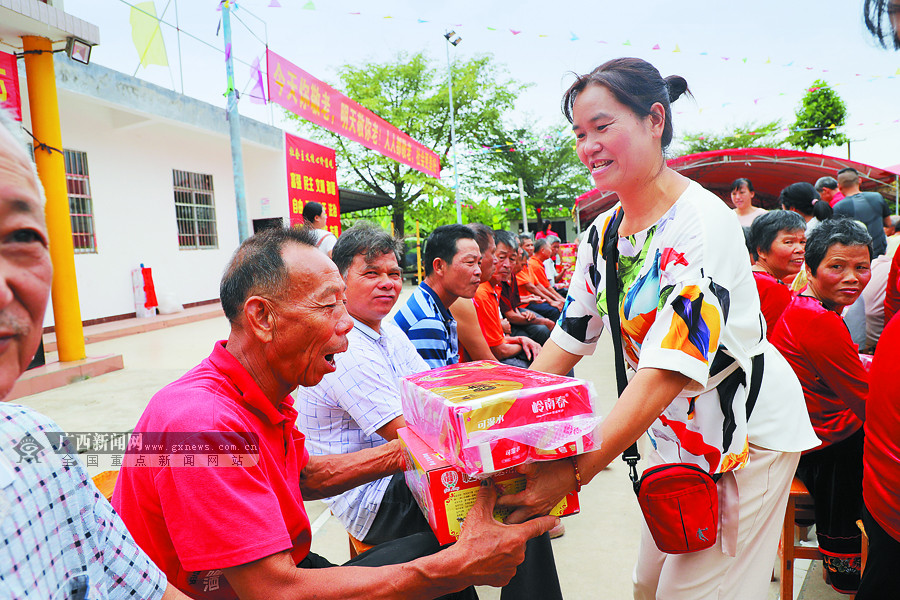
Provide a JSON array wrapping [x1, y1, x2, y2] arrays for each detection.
[[633, 444, 800, 600]]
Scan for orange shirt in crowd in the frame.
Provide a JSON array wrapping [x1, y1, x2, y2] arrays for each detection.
[[516, 262, 535, 290], [473, 281, 505, 347], [529, 256, 551, 288]]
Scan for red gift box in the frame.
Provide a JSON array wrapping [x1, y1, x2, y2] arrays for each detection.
[[399, 427, 579, 545], [401, 361, 601, 476]]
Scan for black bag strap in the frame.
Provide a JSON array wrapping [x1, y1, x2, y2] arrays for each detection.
[[600, 210, 642, 492]]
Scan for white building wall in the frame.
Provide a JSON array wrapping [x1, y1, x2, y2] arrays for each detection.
[[16, 60, 289, 327]]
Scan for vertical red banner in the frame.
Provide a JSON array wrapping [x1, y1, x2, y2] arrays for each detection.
[[0, 50, 22, 121], [285, 133, 341, 235]]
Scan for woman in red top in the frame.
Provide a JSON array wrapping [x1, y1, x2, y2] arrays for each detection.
[[858, 312, 900, 598], [770, 216, 873, 594], [747, 209, 806, 338]]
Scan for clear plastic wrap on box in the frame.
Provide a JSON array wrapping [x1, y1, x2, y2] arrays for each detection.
[[401, 361, 602, 477]]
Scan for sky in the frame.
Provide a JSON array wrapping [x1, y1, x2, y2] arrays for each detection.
[[63, 0, 900, 178]]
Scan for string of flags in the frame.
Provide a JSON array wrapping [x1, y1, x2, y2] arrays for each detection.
[[278, 4, 899, 82]]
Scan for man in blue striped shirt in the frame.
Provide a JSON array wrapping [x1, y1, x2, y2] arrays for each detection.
[[394, 225, 483, 368]]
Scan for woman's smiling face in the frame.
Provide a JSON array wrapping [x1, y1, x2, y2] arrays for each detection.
[[572, 84, 662, 193]]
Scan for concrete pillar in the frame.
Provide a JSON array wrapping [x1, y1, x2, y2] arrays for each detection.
[[22, 36, 85, 362]]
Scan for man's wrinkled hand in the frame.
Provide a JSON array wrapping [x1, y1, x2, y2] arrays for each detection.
[[494, 461, 574, 525], [451, 481, 558, 587]]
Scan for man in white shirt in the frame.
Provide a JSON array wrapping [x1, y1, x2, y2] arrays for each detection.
[[295, 222, 563, 600]]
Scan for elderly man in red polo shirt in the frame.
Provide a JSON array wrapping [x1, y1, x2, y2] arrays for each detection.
[[112, 227, 556, 600]]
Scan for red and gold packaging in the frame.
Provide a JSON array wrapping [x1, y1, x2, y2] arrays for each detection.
[[401, 361, 601, 477], [399, 427, 579, 545]]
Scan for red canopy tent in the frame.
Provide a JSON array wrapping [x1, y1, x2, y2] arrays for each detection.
[[575, 148, 900, 227]]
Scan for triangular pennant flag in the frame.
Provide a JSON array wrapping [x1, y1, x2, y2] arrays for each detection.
[[652, 44, 660, 50], [302, 1, 315, 9], [896, 68, 900, 75], [384, 15, 393, 19], [131, 2, 169, 68], [225, 42, 231, 62], [510, 29, 521, 35], [754, 98, 759, 104], [417, 19, 428, 23], [623, 40, 632, 45], [248, 56, 266, 104], [267, 0, 281, 6], [570, 32, 579, 41], [742, 58, 747, 63], [673, 45, 681, 52], [765, 57, 771, 64], [487, 26, 496, 30]]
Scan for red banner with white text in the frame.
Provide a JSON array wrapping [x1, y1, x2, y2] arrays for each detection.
[[267, 49, 441, 179], [285, 133, 341, 235], [0, 51, 22, 121]]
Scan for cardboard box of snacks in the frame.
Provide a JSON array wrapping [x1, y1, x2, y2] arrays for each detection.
[[400, 361, 600, 477], [399, 426, 579, 545]]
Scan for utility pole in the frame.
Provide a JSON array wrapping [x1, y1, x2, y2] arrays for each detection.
[[222, 0, 249, 241], [518, 177, 528, 233], [444, 31, 462, 224]]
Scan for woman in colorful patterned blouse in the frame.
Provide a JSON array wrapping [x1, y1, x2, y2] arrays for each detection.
[[495, 57, 818, 600], [747, 210, 807, 338], [770, 217, 872, 594]]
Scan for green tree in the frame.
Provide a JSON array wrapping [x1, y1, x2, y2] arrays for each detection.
[[786, 80, 849, 151], [679, 120, 786, 155], [286, 52, 524, 236], [472, 123, 586, 230]]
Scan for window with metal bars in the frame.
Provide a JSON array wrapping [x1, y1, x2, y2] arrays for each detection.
[[173, 169, 218, 249], [64, 149, 97, 253]]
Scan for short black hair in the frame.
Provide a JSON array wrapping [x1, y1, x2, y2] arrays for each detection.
[[780, 182, 833, 221], [302, 201, 324, 223], [747, 210, 806, 261], [731, 178, 754, 193], [423, 224, 477, 276], [331, 221, 402, 277], [494, 229, 518, 251], [467, 223, 494, 254], [804, 216, 873, 276], [220, 227, 318, 323]]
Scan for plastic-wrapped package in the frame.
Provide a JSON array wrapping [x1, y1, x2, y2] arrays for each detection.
[[399, 427, 579, 545], [401, 361, 601, 477]]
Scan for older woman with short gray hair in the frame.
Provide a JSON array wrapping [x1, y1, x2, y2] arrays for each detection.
[[769, 216, 873, 593]]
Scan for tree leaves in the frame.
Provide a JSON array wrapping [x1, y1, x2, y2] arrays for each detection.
[[285, 51, 524, 235], [786, 79, 849, 151]]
